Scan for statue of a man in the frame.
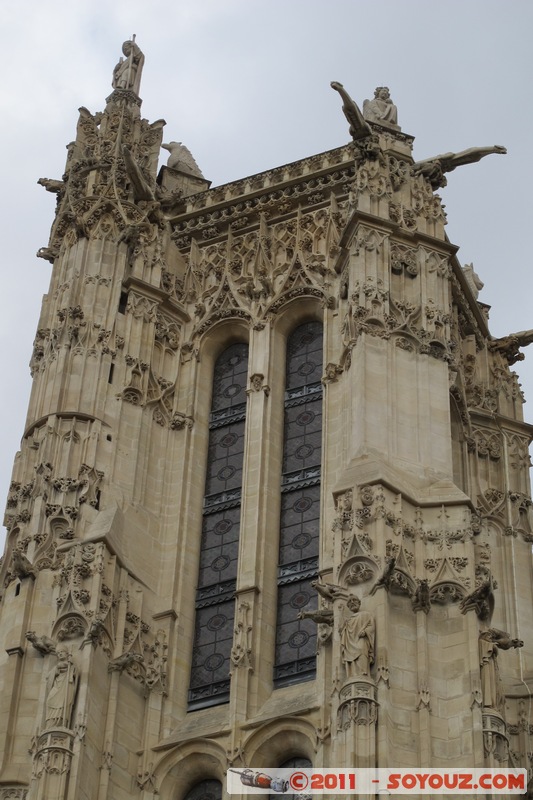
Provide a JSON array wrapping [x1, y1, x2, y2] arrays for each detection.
[[340, 596, 375, 678], [363, 87, 398, 127], [45, 647, 79, 728], [479, 628, 523, 710], [112, 38, 145, 95]]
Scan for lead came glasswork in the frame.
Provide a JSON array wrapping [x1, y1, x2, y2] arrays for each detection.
[[274, 322, 323, 686], [188, 343, 249, 708]]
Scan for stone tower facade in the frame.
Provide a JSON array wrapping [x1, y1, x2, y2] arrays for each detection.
[[1, 44, 532, 800]]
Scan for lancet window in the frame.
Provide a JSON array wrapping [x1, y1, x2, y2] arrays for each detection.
[[188, 343, 249, 708], [274, 321, 323, 686]]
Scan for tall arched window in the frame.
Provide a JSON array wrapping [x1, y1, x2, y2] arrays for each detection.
[[274, 321, 322, 686], [188, 343, 249, 709]]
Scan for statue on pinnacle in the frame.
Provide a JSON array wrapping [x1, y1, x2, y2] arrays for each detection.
[[112, 36, 145, 95]]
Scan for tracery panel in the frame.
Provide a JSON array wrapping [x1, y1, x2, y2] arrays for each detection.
[[274, 322, 322, 686], [188, 343, 248, 709]]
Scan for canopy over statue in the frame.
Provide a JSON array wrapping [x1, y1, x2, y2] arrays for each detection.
[[112, 36, 145, 95]]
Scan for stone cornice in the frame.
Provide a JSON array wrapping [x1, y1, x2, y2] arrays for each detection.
[[168, 145, 357, 249]]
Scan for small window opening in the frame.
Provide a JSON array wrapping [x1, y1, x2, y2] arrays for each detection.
[[118, 291, 128, 314]]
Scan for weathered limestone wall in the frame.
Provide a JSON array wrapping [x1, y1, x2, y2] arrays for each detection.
[[1, 67, 532, 800]]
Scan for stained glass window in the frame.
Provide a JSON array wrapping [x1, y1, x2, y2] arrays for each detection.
[[188, 343, 249, 709], [183, 780, 222, 800], [274, 322, 322, 686]]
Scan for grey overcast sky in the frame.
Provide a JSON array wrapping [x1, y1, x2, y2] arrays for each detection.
[[1, 0, 532, 548]]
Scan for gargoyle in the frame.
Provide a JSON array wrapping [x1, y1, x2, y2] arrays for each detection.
[[369, 557, 396, 596], [108, 652, 144, 672], [11, 551, 37, 581], [330, 82, 373, 141], [488, 329, 533, 365], [312, 578, 347, 602], [122, 146, 154, 202], [79, 619, 105, 650], [297, 608, 334, 624], [460, 578, 495, 621], [26, 631, 56, 655], [413, 145, 507, 189], [37, 177, 64, 194], [412, 578, 431, 614]]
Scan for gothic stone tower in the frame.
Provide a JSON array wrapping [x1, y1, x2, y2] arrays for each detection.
[[1, 45, 532, 800]]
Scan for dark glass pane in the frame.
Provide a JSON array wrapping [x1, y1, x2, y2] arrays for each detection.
[[285, 321, 323, 392], [275, 323, 322, 686], [189, 343, 248, 709], [204, 420, 246, 495], [278, 485, 320, 567], [198, 504, 240, 588], [211, 343, 249, 411], [184, 780, 222, 800]]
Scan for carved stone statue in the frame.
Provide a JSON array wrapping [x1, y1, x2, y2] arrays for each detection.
[[413, 145, 507, 190], [340, 596, 375, 678], [479, 628, 523, 710], [363, 87, 398, 127], [161, 142, 205, 178], [462, 263, 484, 299], [112, 37, 145, 95], [45, 647, 79, 728], [330, 82, 372, 141]]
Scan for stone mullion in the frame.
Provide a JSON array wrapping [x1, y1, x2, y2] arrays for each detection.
[[229, 326, 271, 721]]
